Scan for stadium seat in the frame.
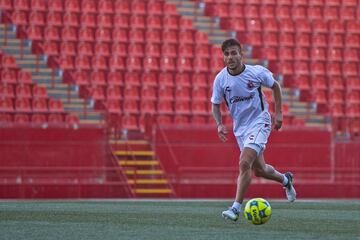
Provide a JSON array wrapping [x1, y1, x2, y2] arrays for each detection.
[[14, 114, 30, 123], [346, 77, 360, 90], [82, 0, 97, 14], [176, 86, 191, 100], [158, 86, 174, 101], [140, 100, 157, 114], [140, 86, 157, 100], [0, 0, 13, 10], [61, 42, 76, 56], [328, 76, 344, 90], [114, 0, 130, 14], [29, 11, 46, 26], [106, 86, 122, 100], [124, 72, 141, 87], [121, 114, 139, 130], [42, 41, 59, 56], [75, 56, 91, 70], [130, 15, 146, 29], [48, 99, 64, 112], [15, 98, 32, 113], [14, 0, 30, 10], [79, 27, 95, 42], [46, 12, 63, 27], [146, 29, 162, 43], [1, 69, 17, 84], [92, 56, 108, 70], [31, 112, 48, 124], [99, 0, 114, 14], [94, 42, 110, 57], [0, 97, 14, 112], [47, 0, 64, 12], [107, 71, 124, 86], [11, 11, 28, 26], [61, 27, 78, 41], [90, 71, 107, 86], [175, 101, 191, 114], [160, 57, 176, 72], [15, 84, 32, 99], [174, 115, 190, 125], [48, 113, 64, 123], [32, 98, 48, 113], [145, 43, 161, 58], [123, 86, 140, 100], [72, 70, 90, 86], [96, 28, 112, 42], [192, 73, 208, 88], [0, 113, 13, 123], [143, 57, 159, 72], [157, 101, 174, 114], [61, 13, 78, 27], [64, 0, 80, 13], [109, 56, 126, 71], [0, 84, 14, 98], [104, 99, 121, 114], [192, 101, 209, 114], [65, 114, 79, 125], [123, 99, 140, 114], [32, 85, 48, 98]]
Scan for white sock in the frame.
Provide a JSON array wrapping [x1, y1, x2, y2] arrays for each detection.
[[282, 174, 289, 186], [231, 202, 241, 212]]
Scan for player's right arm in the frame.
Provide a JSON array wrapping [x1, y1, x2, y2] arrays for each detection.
[[211, 71, 228, 142], [212, 103, 228, 142]]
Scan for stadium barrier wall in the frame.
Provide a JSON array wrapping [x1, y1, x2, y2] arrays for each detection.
[[155, 126, 360, 198], [0, 124, 131, 198]]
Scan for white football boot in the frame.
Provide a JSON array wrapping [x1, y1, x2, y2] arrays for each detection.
[[284, 172, 296, 202], [222, 207, 240, 222]]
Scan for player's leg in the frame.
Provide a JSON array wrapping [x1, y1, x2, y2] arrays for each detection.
[[252, 152, 283, 183], [222, 147, 257, 221], [252, 153, 296, 202]]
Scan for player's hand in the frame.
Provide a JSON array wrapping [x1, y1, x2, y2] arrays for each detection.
[[217, 123, 228, 142], [273, 112, 283, 131]]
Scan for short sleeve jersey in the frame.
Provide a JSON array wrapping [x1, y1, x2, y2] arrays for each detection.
[[211, 64, 275, 136]]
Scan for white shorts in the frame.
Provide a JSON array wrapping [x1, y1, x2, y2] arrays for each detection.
[[235, 114, 272, 156]]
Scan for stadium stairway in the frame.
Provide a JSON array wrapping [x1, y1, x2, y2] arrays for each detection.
[[111, 131, 175, 198], [168, 0, 330, 129], [0, 24, 102, 124]]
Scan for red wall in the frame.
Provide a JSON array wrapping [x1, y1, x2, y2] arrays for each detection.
[[155, 126, 360, 198], [0, 125, 131, 198]]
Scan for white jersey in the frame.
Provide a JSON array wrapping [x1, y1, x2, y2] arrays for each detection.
[[211, 64, 275, 137]]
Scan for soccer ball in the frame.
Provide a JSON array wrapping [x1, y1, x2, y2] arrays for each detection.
[[243, 198, 272, 225]]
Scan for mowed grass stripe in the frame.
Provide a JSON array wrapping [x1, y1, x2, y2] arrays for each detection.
[[0, 200, 359, 240]]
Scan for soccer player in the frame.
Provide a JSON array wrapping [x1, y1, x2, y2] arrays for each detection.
[[211, 39, 296, 222]]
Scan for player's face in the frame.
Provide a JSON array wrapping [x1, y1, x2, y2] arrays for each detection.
[[223, 46, 243, 71]]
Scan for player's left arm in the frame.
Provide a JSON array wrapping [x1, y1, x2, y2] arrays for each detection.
[[271, 80, 283, 130]]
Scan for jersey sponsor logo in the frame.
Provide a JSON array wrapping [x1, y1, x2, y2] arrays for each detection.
[[247, 81, 255, 89], [230, 93, 255, 104], [249, 135, 254, 141]]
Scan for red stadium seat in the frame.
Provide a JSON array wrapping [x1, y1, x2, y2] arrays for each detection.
[[48, 99, 64, 112], [30, 114, 48, 125], [140, 86, 157, 100], [61, 27, 78, 41], [158, 85, 174, 101], [107, 71, 124, 86], [81, 0, 97, 14], [11, 11, 28, 26], [90, 71, 107, 86], [72, 70, 90, 86], [15, 98, 32, 113], [14, 114, 30, 123], [48, 113, 64, 123], [140, 100, 157, 114], [15, 84, 32, 99], [0, 97, 14, 112], [29, 11, 45, 26], [1, 69, 17, 84], [96, 28, 112, 42], [99, 0, 114, 14], [106, 86, 122, 100], [14, 0, 30, 10], [123, 99, 139, 114], [48, 0, 63, 12], [94, 42, 110, 57], [32, 98, 48, 113], [157, 101, 174, 114], [32, 85, 48, 98], [64, 0, 80, 13], [104, 99, 121, 114], [97, 14, 113, 28], [0, 84, 14, 98], [46, 12, 63, 27]]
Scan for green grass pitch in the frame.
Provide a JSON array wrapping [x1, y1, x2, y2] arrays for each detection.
[[0, 200, 359, 240]]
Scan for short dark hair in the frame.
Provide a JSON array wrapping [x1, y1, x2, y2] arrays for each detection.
[[221, 38, 242, 53]]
